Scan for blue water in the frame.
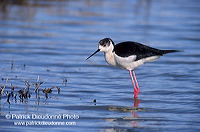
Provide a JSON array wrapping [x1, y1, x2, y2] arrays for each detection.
[[0, 0, 200, 131]]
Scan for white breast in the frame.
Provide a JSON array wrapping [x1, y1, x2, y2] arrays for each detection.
[[114, 54, 160, 70]]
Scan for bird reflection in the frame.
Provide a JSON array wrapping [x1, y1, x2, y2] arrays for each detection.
[[130, 98, 141, 127]]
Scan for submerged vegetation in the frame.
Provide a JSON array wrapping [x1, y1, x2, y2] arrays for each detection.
[[0, 76, 60, 104]]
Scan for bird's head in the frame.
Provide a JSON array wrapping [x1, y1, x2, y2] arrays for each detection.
[[86, 38, 114, 60], [98, 38, 114, 53]]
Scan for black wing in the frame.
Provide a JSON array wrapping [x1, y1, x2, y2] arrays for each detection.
[[114, 41, 164, 61]]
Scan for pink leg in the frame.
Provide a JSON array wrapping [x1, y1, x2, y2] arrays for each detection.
[[129, 70, 135, 87], [129, 70, 140, 99], [132, 70, 140, 93]]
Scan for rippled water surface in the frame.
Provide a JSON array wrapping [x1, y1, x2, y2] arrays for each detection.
[[0, 0, 200, 131]]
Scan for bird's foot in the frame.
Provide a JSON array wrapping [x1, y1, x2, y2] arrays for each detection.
[[133, 98, 140, 108], [134, 86, 140, 99]]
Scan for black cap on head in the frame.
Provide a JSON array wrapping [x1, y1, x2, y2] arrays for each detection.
[[86, 38, 114, 60], [99, 38, 114, 47]]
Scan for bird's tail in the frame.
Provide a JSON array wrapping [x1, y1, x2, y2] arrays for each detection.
[[160, 50, 180, 54]]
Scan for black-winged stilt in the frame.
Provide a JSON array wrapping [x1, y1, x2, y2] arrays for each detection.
[[86, 38, 179, 99]]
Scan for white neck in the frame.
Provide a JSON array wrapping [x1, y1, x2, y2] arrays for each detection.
[[104, 51, 116, 66]]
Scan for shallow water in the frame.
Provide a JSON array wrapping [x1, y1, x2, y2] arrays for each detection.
[[0, 0, 200, 131]]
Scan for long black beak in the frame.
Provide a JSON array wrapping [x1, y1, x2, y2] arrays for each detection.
[[86, 49, 100, 60]]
